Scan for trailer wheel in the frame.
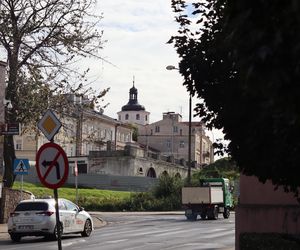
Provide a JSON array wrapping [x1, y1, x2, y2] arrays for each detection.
[[186, 213, 197, 221], [200, 213, 206, 220], [207, 207, 218, 220], [223, 207, 230, 219]]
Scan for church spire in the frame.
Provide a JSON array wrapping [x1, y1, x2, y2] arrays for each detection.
[[133, 75, 135, 87]]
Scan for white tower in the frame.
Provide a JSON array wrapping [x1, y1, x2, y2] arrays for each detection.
[[117, 80, 150, 126]]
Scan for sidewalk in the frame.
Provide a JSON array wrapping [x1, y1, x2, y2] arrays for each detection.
[[0, 223, 8, 239]]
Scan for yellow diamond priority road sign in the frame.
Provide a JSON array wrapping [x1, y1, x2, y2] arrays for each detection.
[[38, 109, 62, 141]]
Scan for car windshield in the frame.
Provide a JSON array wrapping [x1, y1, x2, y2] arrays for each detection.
[[15, 202, 48, 211]]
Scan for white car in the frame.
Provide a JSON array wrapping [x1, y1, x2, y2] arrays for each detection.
[[7, 198, 93, 242]]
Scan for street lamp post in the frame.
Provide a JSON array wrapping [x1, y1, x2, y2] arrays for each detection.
[[187, 94, 192, 185], [166, 65, 192, 185]]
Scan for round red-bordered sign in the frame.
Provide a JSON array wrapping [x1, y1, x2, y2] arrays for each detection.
[[36, 142, 69, 189]]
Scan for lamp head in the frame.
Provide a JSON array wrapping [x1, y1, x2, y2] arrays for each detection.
[[166, 65, 178, 71]]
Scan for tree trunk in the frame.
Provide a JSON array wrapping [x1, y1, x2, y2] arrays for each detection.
[[3, 135, 16, 187], [3, 52, 19, 188]]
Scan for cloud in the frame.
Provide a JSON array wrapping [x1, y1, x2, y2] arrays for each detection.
[[78, 1, 224, 143], [86, 1, 186, 122]]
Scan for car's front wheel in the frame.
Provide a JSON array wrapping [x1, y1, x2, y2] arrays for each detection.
[[10, 233, 21, 242], [81, 219, 92, 237]]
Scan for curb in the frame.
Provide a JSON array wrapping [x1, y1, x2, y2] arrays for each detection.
[[91, 215, 107, 228]]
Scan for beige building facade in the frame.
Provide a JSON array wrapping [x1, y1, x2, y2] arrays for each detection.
[[138, 112, 213, 167], [15, 107, 133, 161]]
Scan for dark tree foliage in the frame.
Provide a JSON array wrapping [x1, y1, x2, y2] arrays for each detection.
[[170, 0, 300, 196], [192, 157, 239, 181]]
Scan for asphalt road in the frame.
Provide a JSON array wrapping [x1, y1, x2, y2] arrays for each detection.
[[0, 212, 235, 250]]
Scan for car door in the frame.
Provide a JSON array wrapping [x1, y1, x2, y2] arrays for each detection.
[[63, 200, 80, 232], [58, 199, 71, 233]]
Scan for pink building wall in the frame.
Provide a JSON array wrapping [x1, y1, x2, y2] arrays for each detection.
[[236, 174, 300, 249]]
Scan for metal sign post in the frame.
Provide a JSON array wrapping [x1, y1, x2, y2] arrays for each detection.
[[74, 160, 78, 205], [36, 110, 67, 250], [54, 188, 62, 250], [13, 159, 30, 201], [21, 175, 23, 201], [36, 142, 68, 250]]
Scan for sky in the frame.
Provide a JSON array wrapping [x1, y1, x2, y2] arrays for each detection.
[[0, 0, 223, 143], [90, 1, 190, 122], [90, 1, 223, 142]]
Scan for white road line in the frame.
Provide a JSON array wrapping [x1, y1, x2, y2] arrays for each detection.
[[62, 238, 86, 247], [99, 227, 144, 237], [152, 228, 200, 237], [132, 227, 183, 236], [105, 238, 129, 244], [200, 229, 235, 239]]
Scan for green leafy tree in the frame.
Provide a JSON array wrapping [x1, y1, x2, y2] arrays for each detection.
[[0, 0, 106, 187], [192, 157, 239, 183], [170, 1, 300, 196]]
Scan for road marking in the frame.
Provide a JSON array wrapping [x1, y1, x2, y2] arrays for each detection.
[[132, 227, 182, 237], [105, 239, 128, 244], [62, 239, 86, 247], [200, 229, 235, 239]]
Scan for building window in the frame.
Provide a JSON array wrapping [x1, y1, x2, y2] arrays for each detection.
[[151, 129, 153, 135], [136, 114, 140, 120], [180, 129, 182, 136], [173, 126, 178, 133], [118, 115, 121, 120], [166, 140, 171, 148], [145, 115, 148, 121], [155, 126, 160, 133], [125, 114, 129, 120], [15, 139, 22, 150], [180, 141, 185, 148]]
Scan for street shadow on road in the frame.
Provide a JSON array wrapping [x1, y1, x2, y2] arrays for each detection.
[[0, 234, 86, 245]]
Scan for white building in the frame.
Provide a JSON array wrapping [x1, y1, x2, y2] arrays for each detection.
[[117, 83, 150, 126]]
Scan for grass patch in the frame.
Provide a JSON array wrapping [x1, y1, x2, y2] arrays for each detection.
[[13, 181, 132, 211], [13, 176, 183, 212]]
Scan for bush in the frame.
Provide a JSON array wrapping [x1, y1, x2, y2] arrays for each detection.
[[125, 175, 183, 211], [240, 233, 300, 250], [153, 175, 183, 199]]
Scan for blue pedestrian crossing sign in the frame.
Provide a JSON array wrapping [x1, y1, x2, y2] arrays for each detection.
[[14, 159, 30, 175]]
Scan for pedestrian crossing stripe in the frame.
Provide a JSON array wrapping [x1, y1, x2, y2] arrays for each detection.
[[14, 159, 30, 175]]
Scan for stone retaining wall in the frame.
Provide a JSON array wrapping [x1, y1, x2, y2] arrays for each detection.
[[0, 188, 33, 223]]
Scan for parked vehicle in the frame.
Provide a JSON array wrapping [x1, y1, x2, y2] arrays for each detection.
[[7, 198, 93, 242], [182, 178, 233, 220]]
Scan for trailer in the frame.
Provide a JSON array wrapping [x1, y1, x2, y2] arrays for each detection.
[[182, 178, 233, 220]]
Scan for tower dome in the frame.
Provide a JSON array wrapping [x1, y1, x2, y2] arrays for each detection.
[[121, 83, 145, 111], [117, 79, 150, 126]]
